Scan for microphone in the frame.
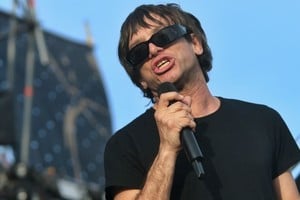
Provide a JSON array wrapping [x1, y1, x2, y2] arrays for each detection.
[[157, 82, 205, 178]]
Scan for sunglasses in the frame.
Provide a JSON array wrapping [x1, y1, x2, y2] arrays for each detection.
[[126, 24, 190, 68]]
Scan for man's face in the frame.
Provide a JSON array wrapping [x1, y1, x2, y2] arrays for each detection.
[[127, 17, 204, 97]]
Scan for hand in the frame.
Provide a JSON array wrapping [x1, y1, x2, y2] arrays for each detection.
[[154, 91, 196, 153]]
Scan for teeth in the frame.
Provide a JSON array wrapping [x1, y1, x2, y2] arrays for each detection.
[[157, 59, 169, 68]]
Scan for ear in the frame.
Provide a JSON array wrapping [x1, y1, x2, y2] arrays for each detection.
[[140, 81, 148, 90], [191, 34, 203, 55]]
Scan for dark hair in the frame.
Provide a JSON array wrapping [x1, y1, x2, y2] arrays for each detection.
[[118, 3, 213, 101]]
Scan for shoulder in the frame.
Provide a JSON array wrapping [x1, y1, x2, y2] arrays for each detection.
[[105, 107, 156, 148], [220, 97, 279, 116], [218, 97, 286, 127], [115, 107, 155, 136]]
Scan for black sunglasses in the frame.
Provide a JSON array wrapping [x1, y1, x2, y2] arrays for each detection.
[[126, 24, 190, 68]]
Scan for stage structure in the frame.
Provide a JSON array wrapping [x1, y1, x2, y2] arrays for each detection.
[[0, 1, 112, 199]]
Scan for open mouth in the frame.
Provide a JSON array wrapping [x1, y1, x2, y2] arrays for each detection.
[[157, 59, 170, 69], [153, 57, 174, 74]]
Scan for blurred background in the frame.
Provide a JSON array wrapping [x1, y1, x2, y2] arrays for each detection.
[[0, 0, 299, 199]]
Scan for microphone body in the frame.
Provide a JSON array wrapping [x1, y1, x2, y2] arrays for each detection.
[[157, 82, 205, 178]]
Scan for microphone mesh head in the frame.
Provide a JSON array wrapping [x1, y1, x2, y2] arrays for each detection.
[[157, 82, 178, 97]]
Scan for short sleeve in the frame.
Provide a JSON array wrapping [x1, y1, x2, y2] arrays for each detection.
[[272, 110, 300, 178]]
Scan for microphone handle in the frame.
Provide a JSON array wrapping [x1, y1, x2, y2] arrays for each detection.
[[181, 127, 205, 178]]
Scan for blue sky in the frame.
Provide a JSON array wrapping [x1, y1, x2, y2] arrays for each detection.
[[0, 1, 299, 140]]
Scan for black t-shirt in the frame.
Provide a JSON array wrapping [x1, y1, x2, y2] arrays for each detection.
[[104, 98, 300, 200]]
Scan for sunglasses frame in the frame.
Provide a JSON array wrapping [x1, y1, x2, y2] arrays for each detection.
[[126, 24, 190, 68]]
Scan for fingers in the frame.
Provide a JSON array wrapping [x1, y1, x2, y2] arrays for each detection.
[[154, 91, 196, 152], [157, 91, 184, 107], [154, 92, 196, 152], [155, 92, 195, 131]]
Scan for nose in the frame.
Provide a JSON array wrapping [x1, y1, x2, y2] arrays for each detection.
[[148, 42, 163, 59]]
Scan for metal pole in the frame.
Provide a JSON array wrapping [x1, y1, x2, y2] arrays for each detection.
[[20, 29, 35, 164], [6, 0, 19, 90], [20, 0, 49, 164]]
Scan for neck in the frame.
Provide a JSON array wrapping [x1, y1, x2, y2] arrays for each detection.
[[180, 82, 220, 118]]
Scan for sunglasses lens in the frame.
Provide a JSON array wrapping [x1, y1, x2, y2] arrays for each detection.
[[152, 27, 181, 46], [127, 24, 188, 67], [127, 43, 148, 66]]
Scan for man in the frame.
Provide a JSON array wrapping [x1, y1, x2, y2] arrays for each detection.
[[104, 3, 300, 200]]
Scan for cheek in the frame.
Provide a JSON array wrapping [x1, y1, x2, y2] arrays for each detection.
[[139, 64, 150, 78], [138, 64, 154, 82], [179, 46, 198, 65]]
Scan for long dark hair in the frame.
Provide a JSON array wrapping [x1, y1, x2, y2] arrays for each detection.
[[118, 3, 213, 101]]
